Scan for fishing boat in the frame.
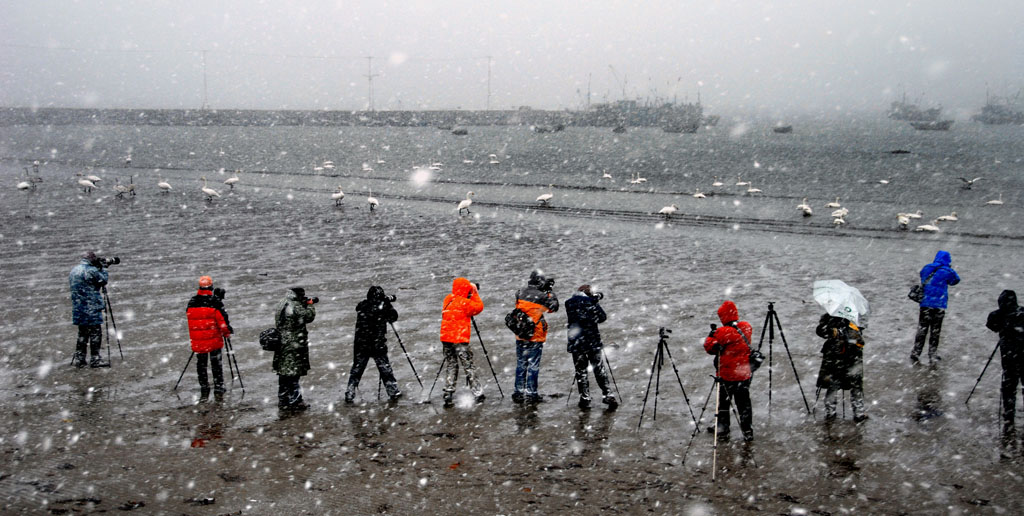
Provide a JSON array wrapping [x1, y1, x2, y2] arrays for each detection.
[[772, 124, 793, 134], [973, 91, 1024, 125], [909, 120, 953, 131]]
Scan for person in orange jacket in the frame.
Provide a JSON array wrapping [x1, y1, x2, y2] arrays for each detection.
[[703, 300, 754, 441], [439, 277, 485, 406], [512, 270, 559, 404], [186, 276, 232, 399]]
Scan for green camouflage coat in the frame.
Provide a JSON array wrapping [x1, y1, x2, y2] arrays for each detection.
[[273, 289, 317, 377]]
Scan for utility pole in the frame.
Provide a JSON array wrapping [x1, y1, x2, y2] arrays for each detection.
[[486, 55, 493, 111], [364, 56, 379, 111], [587, 73, 591, 109], [201, 50, 209, 110]]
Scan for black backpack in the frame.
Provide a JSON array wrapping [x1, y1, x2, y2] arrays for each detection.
[[505, 308, 535, 340], [259, 305, 287, 352]]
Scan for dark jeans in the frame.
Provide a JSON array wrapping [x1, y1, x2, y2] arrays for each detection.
[[1001, 349, 1024, 433], [75, 325, 102, 358], [346, 346, 399, 398], [912, 307, 945, 360], [196, 349, 225, 393], [514, 340, 544, 397], [572, 348, 611, 401], [717, 379, 753, 439], [278, 375, 303, 407]]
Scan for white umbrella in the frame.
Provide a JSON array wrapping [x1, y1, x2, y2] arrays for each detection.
[[812, 279, 870, 326]]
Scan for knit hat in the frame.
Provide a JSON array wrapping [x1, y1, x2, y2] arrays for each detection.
[[198, 276, 213, 288], [577, 284, 592, 296]]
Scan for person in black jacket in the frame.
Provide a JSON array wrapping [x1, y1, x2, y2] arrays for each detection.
[[345, 286, 401, 403], [815, 314, 868, 423], [565, 285, 617, 410], [986, 290, 1024, 445]]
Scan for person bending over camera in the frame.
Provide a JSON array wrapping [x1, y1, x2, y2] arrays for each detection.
[[703, 300, 754, 441], [565, 284, 617, 410], [345, 286, 401, 403], [815, 313, 868, 423], [512, 270, 559, 404], [186, 276, 232, 399], [68, 251, 111, 368], [439, 277, 485, 406], [274, 287, 317, 411]]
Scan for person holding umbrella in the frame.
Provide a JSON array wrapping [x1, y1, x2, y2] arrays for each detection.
[[812, 280, 870, 423]]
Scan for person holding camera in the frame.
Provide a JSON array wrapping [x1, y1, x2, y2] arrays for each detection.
[[512, 270, 560, 404], [439, 277, 485, 406], [186, 276, 232, 399], [986, 290, 1024, 446], [815, 313, 868, 423], [345, 286, 401, 403], [274, 287, 317, 411], [910, 250, 961, 365], [564, 284, 616, 410], [68, 251, 111, 368], [703, 300, 754, 441]]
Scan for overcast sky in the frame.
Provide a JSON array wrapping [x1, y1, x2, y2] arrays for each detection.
[[1, 1, 1022, 116]]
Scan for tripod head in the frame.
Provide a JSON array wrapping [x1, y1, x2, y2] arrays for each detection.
[[658, 327, 672, 340]]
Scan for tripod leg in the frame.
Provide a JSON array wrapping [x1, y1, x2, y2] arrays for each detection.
[[390, 323, 424, 390], [223, 338, 235, 382], [662, 344, 700, 428], [681, 378, 717, 467], [227, 338, 244, 391], [653, 342, 663, 422], [173, 352, 195, 391], [103, 288, 124, 360], [712, 376, 721, 482], [773, 310, 812, 414], [566, 372, 577, 407], [602, 349, 622, 403], [965, 342, 1000, 405], [472, 318, 504, 398], [427, 355, 447, 400], [637, 339, 664, 431]]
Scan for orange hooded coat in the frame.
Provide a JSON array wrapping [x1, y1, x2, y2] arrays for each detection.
[[440, 278, 484, 343]]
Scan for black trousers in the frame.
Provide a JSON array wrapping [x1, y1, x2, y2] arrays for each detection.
[[75, 325, 102, 357], [572, 348, 611, 401], [912, 307, 945, 360], [196, 349, 225, 393], [346, 346, 399, 398], [717, 379, 753, 438], [278, 375, 303, 407], [1001, 349, 1024, 431]]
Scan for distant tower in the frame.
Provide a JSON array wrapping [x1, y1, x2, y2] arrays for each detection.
[[364, 56, 379, 111]]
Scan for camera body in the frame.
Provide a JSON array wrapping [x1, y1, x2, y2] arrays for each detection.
[[387, 294, 397, 302], [659, 327, 672, 339], [591, 291, 604, 301], [305, 296, 320, 305], [99, 256, 120, 268], [540, 278, 555, 292]]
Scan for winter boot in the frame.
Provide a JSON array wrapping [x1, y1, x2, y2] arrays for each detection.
[[90, 355, 110, 368], [443, 392, 454, 407], [389, 391, 403, 402], [344, 391, 355, 404], [71, 352, 87, 368], [511, 392, 525, 404], [475, 393, 486, 403], [578, 397, 592, 410], [602, 395, 619, 410]]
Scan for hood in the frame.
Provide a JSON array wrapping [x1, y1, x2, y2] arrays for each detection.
[[528, 270, 547, 287], [998, 290, 1018, 312], [367, 285, 387, 302], [451, 277, 473, 298], [717, 301, 739, 325], [287, 287, 304, 301], [933, 250, 952, 267]]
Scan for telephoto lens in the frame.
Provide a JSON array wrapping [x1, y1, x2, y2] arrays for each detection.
[[308, 296, 320, 304], [214, 288, 226, 300], [593, 292, 604, 300], [101, 256, 121, 267]]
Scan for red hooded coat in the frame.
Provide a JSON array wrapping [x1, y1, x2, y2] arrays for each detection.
[[703, 301, 753, 381], [440, 278, 484, 344], [187, 289, 230, 353]]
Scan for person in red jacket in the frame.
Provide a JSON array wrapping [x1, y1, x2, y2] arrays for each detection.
[[439, 277, 485, 406], [703, 300, 754, 441], [186, 276, 231, 399]]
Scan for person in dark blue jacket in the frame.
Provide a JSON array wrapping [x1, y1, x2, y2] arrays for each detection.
[[986, 290, 1024, 446], [565, 285, 617, 409], [911, 250, 961, 364], [68, 251, 110, 368]]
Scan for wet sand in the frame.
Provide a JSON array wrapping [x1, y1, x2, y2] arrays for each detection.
[[1, 124, 1023, 514]]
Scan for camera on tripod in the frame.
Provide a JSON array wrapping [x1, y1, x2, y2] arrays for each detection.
[[659, 327, 672, 339], [304, 296, 320, 305], [99, 256, 120, 267]]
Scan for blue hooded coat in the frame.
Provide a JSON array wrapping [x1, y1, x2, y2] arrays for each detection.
[[69, 259, 108, 325], [919, 250, 960, 309]]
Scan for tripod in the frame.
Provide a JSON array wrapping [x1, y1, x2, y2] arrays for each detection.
[[756, 302, 811, 417], [637, 327, 699, 430], [965, 342, 1000, 405], [102, 286, 124, 362], [223, 337, 244, 391]]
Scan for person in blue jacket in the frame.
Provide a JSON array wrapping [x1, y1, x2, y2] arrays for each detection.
[[565, 285, 617, 410], [911, 250, 961, 364], [69, 251, 110, 368]]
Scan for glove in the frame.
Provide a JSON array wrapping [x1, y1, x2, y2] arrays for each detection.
[[710, 344, 723, 354]]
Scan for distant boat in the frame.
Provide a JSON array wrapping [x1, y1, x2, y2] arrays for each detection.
[[973, 91, 1024, 125], [888, 91, 942, 121], [910, 120, 953, 131], [451, 128, 469, 135], [772, 125, 793, 134], [662, 121, 699, 133], [612, 125, 627, 134]]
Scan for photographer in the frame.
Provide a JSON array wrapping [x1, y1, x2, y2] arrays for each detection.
[[815, 313, 868, 423], [512, 270, 560, 404], [565, 285, 616, 410], [186, 276, 231, 399], [703, 301, 754, 441], [68, 251, 111, 368], [439, 277, 485, 406], [273, 287, 317, 411], [345, 286, 401, 403], [986, 290, 1024, 445]]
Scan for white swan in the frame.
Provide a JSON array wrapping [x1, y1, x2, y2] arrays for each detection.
[[224, 170, 240, 188], [915, 220, 940, 232], [457, 191, 474, 215], [832, 216, 846, 226], [986, 194, 1004, 206], [367, 188, 379, 211], [746, 184, 762, 194], [602, 172, 613, 180], [958, 176, 982, 189], [693, 189, 706, 199], [200, 176, 221, 200], [16, 180, 32, 190], [113, 177, 132, 198], [902, 210, 923, 219], [936, 211, 958, 222], [86, 174, 102, 183], [488, 154, 500, 165], [735, 176, 750, 187], [658, 204, 679, 218], [712, 176, 724, 187], [537, 185, 554, 206], [824, 197, 841, 208], [831, 207, 849, 218], [76, 174, 95, 193], [897, 214, 910, 230], [331, 186, 345, 205], [362, 163, 373, 172], [157, 174, 172, 193], [878, 178, 891, 185]]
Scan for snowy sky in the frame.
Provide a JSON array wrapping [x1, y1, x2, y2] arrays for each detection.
[[1, 1, 1022, 115]]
